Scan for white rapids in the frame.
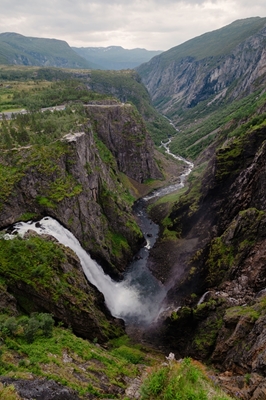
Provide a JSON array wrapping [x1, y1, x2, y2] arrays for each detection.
[[144, 138, 194, 201]]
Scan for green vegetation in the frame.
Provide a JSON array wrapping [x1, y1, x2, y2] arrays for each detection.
[[206, 209, 266, 286], [0, 312, 150, 398], [168, 88, 266, 160], [0, 164, 24, 206], [205, 237, 235, 286], [0, 235, 66, 294], [0, 233, 125, 342], [159, 162, 208, 240], [0, 313, 54, 344], [0, 74, 109, 112], [0, 139, 81, 211], [192, 315, 223, 358], [95, 134, 117, 169], [0, 32, 92, 69], [88, 69, 176, 144], [225, 305, 260, 323], [0, 65, 176, 148], [140, 357, 233, 400], [138, 17, 266, 74]]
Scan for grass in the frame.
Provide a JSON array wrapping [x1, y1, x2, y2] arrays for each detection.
[[0, 314, 148, 398], [139, 17, 266, 72], [225, 306, 260, 323], [140, 358, 234, 400], [162, 83, 266, 160]]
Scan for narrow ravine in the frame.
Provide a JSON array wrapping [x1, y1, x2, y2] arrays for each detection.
[[6, 138, 193, 327], [8, 216, 166, 326]]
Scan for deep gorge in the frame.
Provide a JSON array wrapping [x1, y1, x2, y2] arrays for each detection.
[[1, 18, 266, 398]]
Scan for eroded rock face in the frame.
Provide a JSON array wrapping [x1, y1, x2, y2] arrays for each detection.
[[2, 232, 124, 343], [150, 125, 266, 398], [84, 104, 163, 183], [0, 377, 81, 400], [138, 23, 266, 121], [0, 104, 160, 276]]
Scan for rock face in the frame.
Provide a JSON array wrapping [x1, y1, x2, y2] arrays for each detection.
[[149, 124, 266, 398], [0, 102, 162, 345], [0, 103, 161, 276], [137, 18, 266, 123], [1, 377, 81, 400], [84, 104, 163, 183], [0, 231, 124, 342]]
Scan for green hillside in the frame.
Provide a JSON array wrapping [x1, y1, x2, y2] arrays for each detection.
[[0, 32, 94, 69], [139, 17, 266, 75]]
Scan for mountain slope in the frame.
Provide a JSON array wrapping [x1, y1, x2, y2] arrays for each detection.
[[141, 17, 266, 399], [137, 17, 266, 123], [0, 32, 94, 69], [72, 45, 162, 70]]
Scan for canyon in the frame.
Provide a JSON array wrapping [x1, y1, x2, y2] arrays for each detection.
[[1, 16, 266, 399]]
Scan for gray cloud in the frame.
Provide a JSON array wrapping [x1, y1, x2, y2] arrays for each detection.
[[0, 0, 265, 50]]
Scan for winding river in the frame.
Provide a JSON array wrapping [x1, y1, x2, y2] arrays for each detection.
[[6, 139, 193, 326]]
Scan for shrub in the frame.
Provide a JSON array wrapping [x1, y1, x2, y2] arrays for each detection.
[[24, 316, 40, 343], [38, 313, 54, 338], [2, 317, 18, 337]]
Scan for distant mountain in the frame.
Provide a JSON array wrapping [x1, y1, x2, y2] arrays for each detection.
[[0, 32, 96, 69], [137, 17, 266, 120], [72, 46, 163, 70]]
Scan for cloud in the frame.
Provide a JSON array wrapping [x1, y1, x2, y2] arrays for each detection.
[[0, 0, 265, 50]]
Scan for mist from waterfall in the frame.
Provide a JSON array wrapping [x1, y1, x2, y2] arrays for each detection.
[[10, 216, 166, 326], [7, 131, 193, 326]]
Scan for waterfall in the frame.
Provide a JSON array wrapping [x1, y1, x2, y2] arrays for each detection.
[[6, 123, 193, 326], [9, 216, 166, 326]]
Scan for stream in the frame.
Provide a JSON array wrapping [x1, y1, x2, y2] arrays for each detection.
[[6, 138, 193, 326]]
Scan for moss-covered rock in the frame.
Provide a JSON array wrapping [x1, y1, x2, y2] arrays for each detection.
[[0, 106, 147, 276], [0, 232, 124, 342]]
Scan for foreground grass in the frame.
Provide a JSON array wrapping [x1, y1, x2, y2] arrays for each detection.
[[0, 311, 235, 399], [140, 357, 234, 400], [0, 315, 150, 398]]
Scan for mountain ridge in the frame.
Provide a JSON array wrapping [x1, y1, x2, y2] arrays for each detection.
[[137, 17, 266, 114], [72, 45, 163, 70], [0, 32, 97, 69], [0, 32, 163, 70]]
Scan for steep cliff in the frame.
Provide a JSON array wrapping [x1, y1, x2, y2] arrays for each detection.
[[84, 104, 163, 182], [149, 117, 266, 398], [137, 17, 266, 125], [0, 103, 163, 277], [0, 231, 124, 342]]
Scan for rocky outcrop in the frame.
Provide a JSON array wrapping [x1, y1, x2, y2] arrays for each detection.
[[137, 18, 266, 124], [0, 231, 124, 342], [0, 378, 81, 400], [148, 123, 266, 398], [0, 104, 161, 276], [84, 104, 163, 183]]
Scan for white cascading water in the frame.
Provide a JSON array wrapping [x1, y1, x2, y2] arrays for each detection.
[[143, 138, 194, 201], [6, 128, 193, 326], [8, 216, 166, 326]]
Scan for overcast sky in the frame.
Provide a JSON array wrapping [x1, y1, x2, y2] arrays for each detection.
[[1, 0, 265, 51]]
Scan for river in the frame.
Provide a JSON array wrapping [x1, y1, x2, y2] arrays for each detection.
[[6, 139, 193, 326]]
